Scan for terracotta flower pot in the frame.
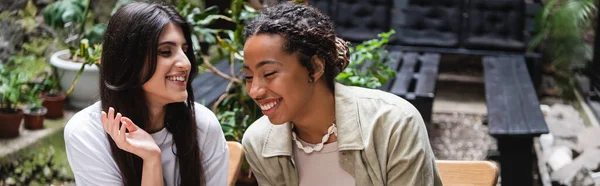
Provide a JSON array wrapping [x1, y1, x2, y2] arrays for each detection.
[[0, 110, 23, 138], [23, 105, 47, 130], [42, 91, 66, 119]]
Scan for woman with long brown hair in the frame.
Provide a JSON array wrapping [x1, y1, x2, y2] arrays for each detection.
[[64, 2, 228, 185]]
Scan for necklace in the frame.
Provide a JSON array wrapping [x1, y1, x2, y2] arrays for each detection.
[[292, 123, 337, 154]]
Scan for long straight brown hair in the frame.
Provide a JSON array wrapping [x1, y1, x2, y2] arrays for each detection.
[[99, 2, 204, 185]]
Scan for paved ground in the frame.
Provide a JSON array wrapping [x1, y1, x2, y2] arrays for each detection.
[[428, 112, 496, 160]]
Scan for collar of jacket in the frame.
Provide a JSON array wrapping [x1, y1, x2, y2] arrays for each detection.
[[261, 83, 365, 158]]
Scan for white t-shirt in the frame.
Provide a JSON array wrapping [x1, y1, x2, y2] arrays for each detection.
[[64, 102, 229, 186]]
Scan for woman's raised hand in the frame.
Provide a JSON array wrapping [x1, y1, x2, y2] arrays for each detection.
[[101, 107, 161, 160]]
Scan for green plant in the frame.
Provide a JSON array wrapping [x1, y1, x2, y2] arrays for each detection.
[[43, 0, 106, 56], [178, 2, 229, 51], [0, 146, 73, 185], [336, 30, 397, 89], [16, 0, 39, 33], [65, 39, 102, 95], [24, 84, 44, 111], [7, 36, 55, 84], [8, 55, 47, 82], [0, 63, 28, 113], [43, 0, 87, 30], [530, 0, 597, 99], [41, 69, 62, 95]]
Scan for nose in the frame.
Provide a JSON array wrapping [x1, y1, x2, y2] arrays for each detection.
[[175, 49, 191, 71], [248, 79, 267, 100]]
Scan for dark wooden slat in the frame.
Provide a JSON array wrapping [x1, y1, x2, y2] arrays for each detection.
[[415, 69, 436, 97], [513, 57, 549, 134], [414, 53, 440, 97], [380, 51, 403, 91], [390, 52, 418, 96], [419, 53, 440, 70], [483, 56, 548, 136], [484, 57, 510, 135], [387, 45, 542, 58]]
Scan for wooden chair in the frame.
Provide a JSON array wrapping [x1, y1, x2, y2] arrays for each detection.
[[436, 160, 499, 186], [227, 141, 244, 186]]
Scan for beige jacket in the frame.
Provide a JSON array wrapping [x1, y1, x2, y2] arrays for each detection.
[[242, 83, 442, 186]]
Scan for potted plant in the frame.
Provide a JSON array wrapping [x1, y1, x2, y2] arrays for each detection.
[[40, 71, 67, 119], [0, 64, 27, 138], [23, 84, 47, 130], [44, 0, 104, 108], [49, 39, 101, 109]]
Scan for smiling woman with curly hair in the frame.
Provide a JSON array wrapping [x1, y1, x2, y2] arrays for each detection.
[[240, 2, 442, 186]]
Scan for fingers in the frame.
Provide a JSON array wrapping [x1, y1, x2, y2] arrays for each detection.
[[101, 111, 108, 132], [113, 112, 122, 137], [102, 107, 125, 141], [107, 107, 115, 136], [121, 117, 138, 132], [119, 117, 127, 145]]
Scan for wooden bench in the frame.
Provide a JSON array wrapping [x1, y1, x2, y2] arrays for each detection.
[[483, 56, 549, 186], [386, 52, 440, 123]]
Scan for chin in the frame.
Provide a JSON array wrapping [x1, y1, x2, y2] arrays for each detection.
[[172, 93, 188, 103]]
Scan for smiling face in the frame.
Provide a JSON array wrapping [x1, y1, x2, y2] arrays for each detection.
[[243, 34, 319, 124], [142, 22, 191, 107]]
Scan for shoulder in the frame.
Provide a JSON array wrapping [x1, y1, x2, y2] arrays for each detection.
[[347, 85, 424, 131], [64, 102, 105, 143], [192, 102, 228, 152], [241, 116, 272, 153], [63, 102, 118, 173], [193, 102, 221, 134], [352, 86, 421, 119]]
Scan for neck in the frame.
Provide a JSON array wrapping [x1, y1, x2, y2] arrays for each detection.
[[146, 102, 166, 133], [292, 82, 337, 144]]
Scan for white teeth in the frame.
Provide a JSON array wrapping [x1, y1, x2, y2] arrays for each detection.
[[260, 101, 278, 111], [166, 76, 185, 82]]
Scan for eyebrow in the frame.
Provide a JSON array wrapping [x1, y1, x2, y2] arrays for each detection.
[[243, 60, 280, 70], [158, 41, 187, 46]]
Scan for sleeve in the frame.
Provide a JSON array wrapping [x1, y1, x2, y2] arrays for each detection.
[[197, 107, 230, 186], [241, 137, 274, 186], [386, 112, 443, 186], [64, 113, 123, 186]]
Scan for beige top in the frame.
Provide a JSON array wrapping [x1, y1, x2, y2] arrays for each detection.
[[293, 138, 355, 186], [242, 83, 442, 186]]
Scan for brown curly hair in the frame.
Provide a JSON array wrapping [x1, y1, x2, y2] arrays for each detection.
[[244, 2, 350, 91]]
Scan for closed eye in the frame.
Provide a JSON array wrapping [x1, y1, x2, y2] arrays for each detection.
[[264, 71, 277, 77], [158, 50, 171, 56]]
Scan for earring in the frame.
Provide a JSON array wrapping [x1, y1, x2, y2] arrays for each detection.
[[308, 79, 313, 83]]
